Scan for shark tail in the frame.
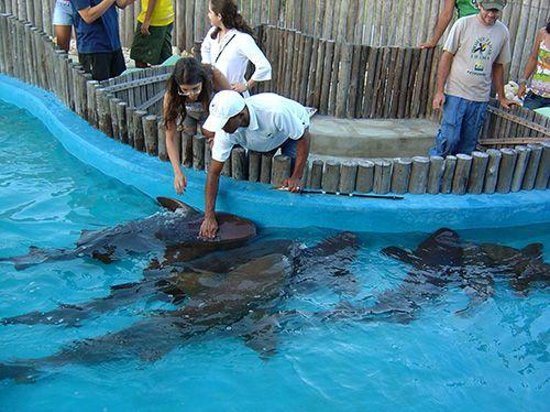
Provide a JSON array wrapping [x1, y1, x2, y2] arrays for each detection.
[[0, 246, 72, 271], [0, 363, 41, 383]]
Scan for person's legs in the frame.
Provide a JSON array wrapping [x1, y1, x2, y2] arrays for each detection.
[[279, 138, 298, 169], [52, 1, 74, 52], [160, 24, 173, 64], [456, 100, 488, 155], [523, 91, 545, 110], [110, 49, 126, 78], [429, 95, 467, 156], [78, 53, 111, 81]]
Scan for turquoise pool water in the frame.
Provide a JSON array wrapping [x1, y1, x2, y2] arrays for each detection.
[[0, 100, 549, 411]]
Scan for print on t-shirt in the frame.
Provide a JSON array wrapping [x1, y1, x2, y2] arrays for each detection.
[[469, 36, 494, 76]]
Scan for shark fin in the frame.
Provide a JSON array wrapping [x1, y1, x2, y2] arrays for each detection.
[[381, 246, 419, 266], [156, 197, 201, 216], [240, 312, 280, 359], [521, 243, 544, 261]]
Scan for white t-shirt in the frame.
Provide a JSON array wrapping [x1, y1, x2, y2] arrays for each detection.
[[201, 27, 272, 86], [444, 15, 510, 102], [211, 93, 309, 162]]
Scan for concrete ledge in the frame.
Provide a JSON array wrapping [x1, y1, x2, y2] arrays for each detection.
[[310, 116, 438, 158]]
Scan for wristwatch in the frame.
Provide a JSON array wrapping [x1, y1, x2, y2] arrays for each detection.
[[518, 78, 527, 86]]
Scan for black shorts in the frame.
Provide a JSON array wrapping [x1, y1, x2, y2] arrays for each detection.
[[79, 49, 126, 81]]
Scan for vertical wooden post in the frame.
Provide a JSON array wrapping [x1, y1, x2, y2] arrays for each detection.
[[143, 115, 159, 156], [511, 145, 530, 192], [322, 161, 341, 193], [535, 142, 550, 189], [260, 154, 273, 184], [373, 160, 392, 194], [231, 147, 248, 180], [192, 134, 206, 170], [132, 109, 148, 152], [308, 159, 323, 189], [356, 160, 374, 193], [440, 155, 457, 194], [157, 119, 168, 161], [467, 151, 489, 194], [391, 158, 412, 194], [248, 151, 262, 183], [427, 155, 445, 194], [272, 155, 292, 186], [522, 144, 542, 190], [451, 154, 472, 195], [484, 149, 502, 194], [339, 161, 357, 194], [496, 148, 517, 193], [408, 156, 430, 194]]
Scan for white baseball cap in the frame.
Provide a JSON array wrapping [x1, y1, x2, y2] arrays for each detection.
[[203, 90, 246, 132]]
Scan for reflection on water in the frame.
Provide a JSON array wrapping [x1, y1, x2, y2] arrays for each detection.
[[0, 100, 548, 410]]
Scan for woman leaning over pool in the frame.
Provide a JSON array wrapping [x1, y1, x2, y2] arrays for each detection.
[[163, 57, 231, 194]]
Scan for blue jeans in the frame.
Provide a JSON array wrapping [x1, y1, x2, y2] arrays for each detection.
[[429, 95, 488, 156], [523, 91, 550, 110]]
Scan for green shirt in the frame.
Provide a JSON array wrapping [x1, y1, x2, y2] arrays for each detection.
[[456, 0, 479, 18]]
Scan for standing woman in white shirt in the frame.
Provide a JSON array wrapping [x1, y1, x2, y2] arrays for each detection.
[[201, 0, 271, 96]]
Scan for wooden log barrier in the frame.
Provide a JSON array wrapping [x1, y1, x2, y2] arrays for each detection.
[[248, 151, 262, 182], [356, 160, 374, 193], [373, 160, 392, 194], [260, 154, 273, 183], [391, 158, 412, 194], [467, 151, 489, 194], [116, 101, 128, 144], [484, 149, 502, 194], [409, 156, 430, 194], [143, 115, 158, 156], [181, 132, 194, 168], [322, 161, 341, 193], [511, 145, 530, 192], [221, 154, 232, 177], [339, 162, 358, 194], [496, 148, 517, 194], [440, 155, 457, 194], [272, 155, 292, 187], [132, 109, 148, 152], [535, 142, 550, 189], [96, 88, 113, 137], [86, 80, 99, 127], [157, 119, 168, 161], [192, 134, 205, 170], [427, 156, 445, 194], [522, 144, 542, 190], [308, 159, 323, 189], [451, 154, 472, 195], [231, 146, 247, 180], [109, 97, 122, 140]]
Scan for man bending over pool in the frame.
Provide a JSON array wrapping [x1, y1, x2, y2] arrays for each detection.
[[199, 90, 310, 239]]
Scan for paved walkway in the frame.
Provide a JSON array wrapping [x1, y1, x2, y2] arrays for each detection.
[[309, 115, 439, 161]]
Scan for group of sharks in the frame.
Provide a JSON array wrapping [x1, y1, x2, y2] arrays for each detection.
[[0, 198, 548, 382]]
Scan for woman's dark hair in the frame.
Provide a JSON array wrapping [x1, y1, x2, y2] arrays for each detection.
[[164, 57, 213, 128], [209, 0, 254, 39], [546, 19, 550, 34]]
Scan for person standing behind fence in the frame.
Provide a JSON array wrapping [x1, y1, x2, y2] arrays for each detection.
[[70, 0, 136, 81], [53, 0, 76, 52], [201, 0, 271, 97], [420, 0, 479, 49], [130, 0, 174, 68], [163, 57, 231, 194], [517, 20, 550, 111], [429, 0, 518, 157]]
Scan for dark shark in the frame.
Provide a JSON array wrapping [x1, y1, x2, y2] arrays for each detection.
[[0, 232, 360, 382], [0, 197, 256, 270]]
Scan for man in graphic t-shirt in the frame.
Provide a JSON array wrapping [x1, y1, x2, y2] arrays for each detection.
[[429, 0, 518, 156]]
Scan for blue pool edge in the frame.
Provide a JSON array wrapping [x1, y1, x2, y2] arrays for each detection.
[[1, 73, 549, 233]]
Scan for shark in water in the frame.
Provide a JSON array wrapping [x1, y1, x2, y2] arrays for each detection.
[[0, 232, 360, 382], [0, 197, 256, 270], [323, 228, 550, 323]]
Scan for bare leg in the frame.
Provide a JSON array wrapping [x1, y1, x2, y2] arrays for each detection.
[[54, 24, 72, 52]]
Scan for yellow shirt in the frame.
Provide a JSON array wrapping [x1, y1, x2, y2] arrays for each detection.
[[137, 0, 174, 26]]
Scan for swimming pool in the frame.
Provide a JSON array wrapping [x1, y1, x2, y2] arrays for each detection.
[[0, 96, 548, 410]]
